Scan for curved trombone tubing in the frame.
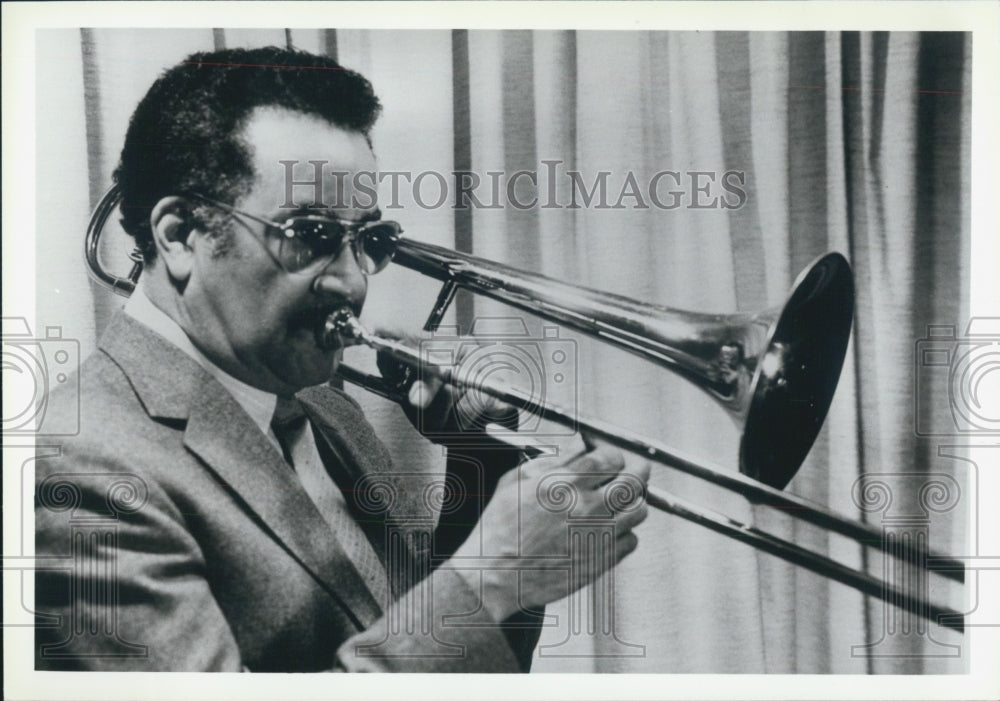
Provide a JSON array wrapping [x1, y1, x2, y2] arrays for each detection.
[[85, 185, 142, 296]]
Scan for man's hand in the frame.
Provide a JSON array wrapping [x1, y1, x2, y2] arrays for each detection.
[[375, 330, 520, 442], [442, 439, 650, 623]]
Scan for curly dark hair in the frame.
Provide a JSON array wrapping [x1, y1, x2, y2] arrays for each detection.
[[114, 46, 381, 261]]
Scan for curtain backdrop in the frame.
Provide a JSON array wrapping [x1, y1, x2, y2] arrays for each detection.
[[35, 28, 970, 673]]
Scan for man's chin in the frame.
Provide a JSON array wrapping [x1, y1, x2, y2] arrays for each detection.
[[297, 350, 341, 389], [272, 334, 341, 391]]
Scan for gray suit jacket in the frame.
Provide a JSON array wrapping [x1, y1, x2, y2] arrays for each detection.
[[34, 312, 529, 672]]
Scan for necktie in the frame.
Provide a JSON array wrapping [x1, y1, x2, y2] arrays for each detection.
[[271, 396, 389, 606]]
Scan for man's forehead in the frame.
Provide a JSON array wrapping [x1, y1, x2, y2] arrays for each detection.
[[240, 106, 376, 214], [242, 106, 375, 173]]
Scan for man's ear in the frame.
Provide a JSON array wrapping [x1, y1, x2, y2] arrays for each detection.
[[150, 196, 197, 282]]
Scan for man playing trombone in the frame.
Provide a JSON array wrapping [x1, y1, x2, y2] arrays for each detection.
[[34, 46, 650, 672]]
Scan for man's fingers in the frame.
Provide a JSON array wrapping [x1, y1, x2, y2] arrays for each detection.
[[371, 325, 421, 344], [455, 390, 519, 429], [563, 446, 627, 488], [613, 500, 649, 535], [613, 531, 639, 561], [579, 430, 600, 452], [370, 327, 443, 410], [623, 457, 652, 484]]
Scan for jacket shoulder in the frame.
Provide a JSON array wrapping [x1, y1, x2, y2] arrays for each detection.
[[40, 348, 150, 447], [35, 347, 192, 506]]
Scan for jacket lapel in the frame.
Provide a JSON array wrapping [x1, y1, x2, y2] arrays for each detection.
[[99, 312, 382, 629]]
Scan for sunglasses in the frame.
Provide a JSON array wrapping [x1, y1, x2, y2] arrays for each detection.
[[188, 193, 401, 275]]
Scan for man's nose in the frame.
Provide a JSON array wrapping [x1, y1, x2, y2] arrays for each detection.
[[311, 248, 368, 308]]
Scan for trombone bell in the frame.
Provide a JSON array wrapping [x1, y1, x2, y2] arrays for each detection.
[[392, 239, 854, 490], [737, 253, 854, 489]]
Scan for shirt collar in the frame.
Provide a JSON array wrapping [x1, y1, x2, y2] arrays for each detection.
[[123, 281, 278, 437]]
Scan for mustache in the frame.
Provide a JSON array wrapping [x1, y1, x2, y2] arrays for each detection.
[[288, 298, 363, 333]]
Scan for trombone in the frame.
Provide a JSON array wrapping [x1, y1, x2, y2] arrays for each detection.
[[86, 185, 966, 633]]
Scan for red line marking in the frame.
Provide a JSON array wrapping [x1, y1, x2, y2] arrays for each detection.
[[183, 60, 345, 71]]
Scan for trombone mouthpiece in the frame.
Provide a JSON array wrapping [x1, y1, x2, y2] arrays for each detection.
[[319, 307, 367, 349]]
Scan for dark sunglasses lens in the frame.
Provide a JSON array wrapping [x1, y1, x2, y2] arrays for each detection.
[[277, 219, 345, 272], [357, 223, 400, 274], [275, 218, 399, 274]]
